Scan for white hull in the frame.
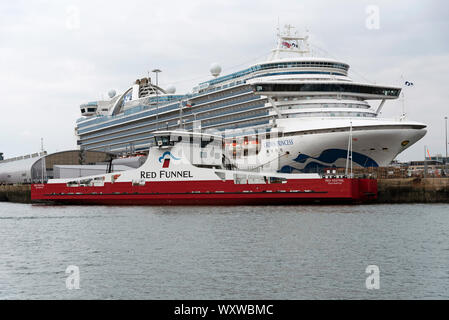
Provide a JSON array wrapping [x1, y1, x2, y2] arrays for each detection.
[[231, 118, 426, 172]]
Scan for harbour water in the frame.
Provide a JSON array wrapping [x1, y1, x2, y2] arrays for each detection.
[[0, 202, 448, 299]]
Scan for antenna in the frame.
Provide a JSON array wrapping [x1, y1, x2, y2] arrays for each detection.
[[345, 121, 353, 178], [400, 75, 407, 120], [424, 145, 428, 178], [350, 121, 353, 178], [400, 91, 406, 120], [40, 137, 46, 183]]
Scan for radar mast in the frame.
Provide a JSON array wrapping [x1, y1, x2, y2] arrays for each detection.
[[269, 24, 311, 61]]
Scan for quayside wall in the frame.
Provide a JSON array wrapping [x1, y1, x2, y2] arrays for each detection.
[[377, 178, 449, 203], [1, 178, 449, 204], [0, 184, 31, 204]]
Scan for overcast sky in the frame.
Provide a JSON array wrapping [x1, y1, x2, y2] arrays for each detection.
[[1, 0, 448, 161]]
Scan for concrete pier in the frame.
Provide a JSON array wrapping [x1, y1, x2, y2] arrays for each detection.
[[1, 178, 449, 204]]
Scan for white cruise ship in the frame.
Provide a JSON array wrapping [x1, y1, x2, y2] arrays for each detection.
[[75, 25, 426, 173]]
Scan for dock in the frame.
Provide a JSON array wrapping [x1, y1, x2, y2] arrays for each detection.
[[377, 177, 449, 203], [2, 178, 449, 204], [0, 184, 32, 203]]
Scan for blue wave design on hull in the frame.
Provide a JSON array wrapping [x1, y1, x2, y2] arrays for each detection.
[[280, 148, 378, 173]]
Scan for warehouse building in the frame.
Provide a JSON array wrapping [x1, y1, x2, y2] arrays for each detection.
[[0, 150, 121, 184]]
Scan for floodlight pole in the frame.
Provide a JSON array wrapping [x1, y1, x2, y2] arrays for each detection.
[[152, 69, 161, 129], [445, 116, 448, 174]]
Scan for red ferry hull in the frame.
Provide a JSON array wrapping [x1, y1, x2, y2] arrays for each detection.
[[31, 178, 377, 205]]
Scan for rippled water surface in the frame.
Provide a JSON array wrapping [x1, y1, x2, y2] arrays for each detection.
[[0, 202, 448, 299]]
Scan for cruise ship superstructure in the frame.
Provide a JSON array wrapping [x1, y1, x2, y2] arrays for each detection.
[[75, 25, 426, 173]]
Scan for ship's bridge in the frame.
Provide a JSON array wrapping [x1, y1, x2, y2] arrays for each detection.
[[251, 80, 401, 100], [153, 130, 223, 148], [153, 130, 225, 169], [80, 101, 99, 116]]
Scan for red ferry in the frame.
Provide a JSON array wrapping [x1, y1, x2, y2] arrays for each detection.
[[31, 131, 377, 205]]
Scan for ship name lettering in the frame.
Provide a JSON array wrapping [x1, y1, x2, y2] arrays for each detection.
[[141, 171, 157, 179], [265, 139, 294, 148], [140, 171, 193, 179], [159, 170, 193, 179]]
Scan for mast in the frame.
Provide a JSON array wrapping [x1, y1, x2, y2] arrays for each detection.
[[350, 122, 353, 178], [345, 121, 353, 178], [41, 138, 46, 183], [269, 24, 311, 61]]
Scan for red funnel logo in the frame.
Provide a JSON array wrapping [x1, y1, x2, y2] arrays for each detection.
[[158, 151, 180, 168]]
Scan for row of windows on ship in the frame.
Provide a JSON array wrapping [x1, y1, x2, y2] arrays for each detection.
[[202, 61, 349, 88], [193, 93, 365, 113], [278, 103, 369, 109], [282, 111, 376, 118], [119, 100, 371, 129], [196, 102, 369, 120]]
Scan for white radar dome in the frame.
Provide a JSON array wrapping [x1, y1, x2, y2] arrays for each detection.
[[108, 89, 117, 98], [210, 63, 222, 77], [166, 85, 176, 94]]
